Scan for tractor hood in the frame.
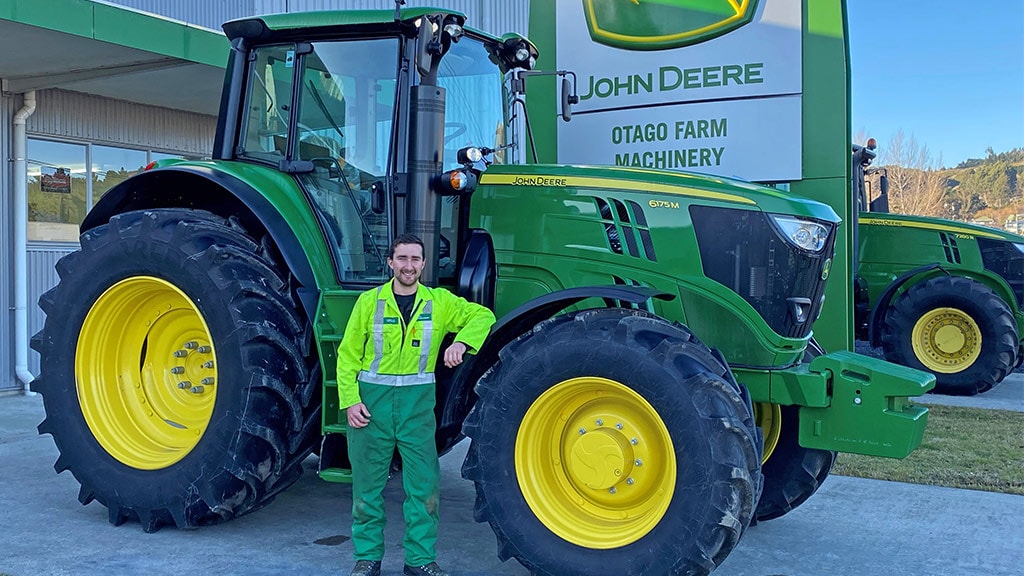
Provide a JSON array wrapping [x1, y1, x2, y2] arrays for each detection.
[[479, 163, 841, 224], [860, 212, 1024, 243]]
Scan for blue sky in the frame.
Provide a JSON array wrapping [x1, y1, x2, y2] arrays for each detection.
[[848, 1, 1024, 168]]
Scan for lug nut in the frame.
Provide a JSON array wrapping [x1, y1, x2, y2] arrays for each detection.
[[596, 419, 603, 426], [203, 361, 215, 369], [190, 386, 205, 394], [635, 459, 643, 467], [579, 428, 587, 435], [631, 438, 638, 445], [184, 341, 198, 349], [170, 366, 185, 374], [201, 377, 214, 385], [173, 350, 188, 358], [626, 478, 635, 485], [616, 422, 623, 430], [608, 487, 617, 494], [177, 381, 192, 389], [197, 346, 212, 354]]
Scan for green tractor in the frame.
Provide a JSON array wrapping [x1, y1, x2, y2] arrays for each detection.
[[853, 142, 1024, 395], [33, 8, 933, 575]]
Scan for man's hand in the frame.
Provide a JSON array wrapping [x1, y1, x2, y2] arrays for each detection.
[[347, 403, 371, 428], [444, 342, 469, 368]]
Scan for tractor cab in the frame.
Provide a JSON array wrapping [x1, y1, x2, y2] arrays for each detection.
[[220, 9, 527, 291]]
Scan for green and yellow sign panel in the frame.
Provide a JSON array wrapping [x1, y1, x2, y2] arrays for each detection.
[[583, 0, 759, 51]]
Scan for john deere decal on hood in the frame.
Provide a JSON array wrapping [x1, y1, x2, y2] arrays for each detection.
[[583, 0, 759, 51]]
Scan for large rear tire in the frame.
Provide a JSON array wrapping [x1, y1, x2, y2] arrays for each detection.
[[32, 209, 320, 531], [462, 309, 762, 576], [880, 276, 1018, 395]]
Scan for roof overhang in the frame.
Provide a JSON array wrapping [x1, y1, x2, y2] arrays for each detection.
[[0, 0, 229, 115]]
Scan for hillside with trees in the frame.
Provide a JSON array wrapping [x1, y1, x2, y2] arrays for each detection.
[[860, 130, 1023, 231]]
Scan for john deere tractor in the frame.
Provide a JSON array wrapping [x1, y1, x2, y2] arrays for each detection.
[[33, 9, 933, 575], [853, 142, 1024, 395]]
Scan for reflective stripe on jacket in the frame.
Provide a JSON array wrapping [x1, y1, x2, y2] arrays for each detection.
[[337, 280, 495, 408]]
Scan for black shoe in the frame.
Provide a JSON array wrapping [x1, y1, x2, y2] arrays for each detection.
[[403, 562, 449, 576], [351, 560, 382, 576]]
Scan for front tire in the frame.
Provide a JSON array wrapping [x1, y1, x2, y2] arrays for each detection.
[[32, 209, 320, 531], [881, 276, 1018, 395], [753, 338, 836, 522], [753, 405, 836, 522], [462, 309, 762, 576]]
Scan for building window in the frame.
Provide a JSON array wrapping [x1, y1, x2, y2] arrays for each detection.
[[27, 139, 87, 242], [92, 145, 148, 204], [27, 138, 191, 242]]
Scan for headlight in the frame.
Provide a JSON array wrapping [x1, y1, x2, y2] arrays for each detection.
[[769, 215, 832, 252]]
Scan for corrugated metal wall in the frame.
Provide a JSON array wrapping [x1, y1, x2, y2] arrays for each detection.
[[25, 243, 78, 378], [27, 90, 216, 156], [103, 0, 530, 36], [1, 94, 14, 390], [99, 0, 256, 30]]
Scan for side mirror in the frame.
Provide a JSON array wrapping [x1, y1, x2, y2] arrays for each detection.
[[561, 78, 575, 122], [370, 181, 386, 215], [416, 16, 437, 77]]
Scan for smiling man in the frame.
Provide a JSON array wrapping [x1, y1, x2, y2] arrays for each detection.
[[337, 233, 496, 576]]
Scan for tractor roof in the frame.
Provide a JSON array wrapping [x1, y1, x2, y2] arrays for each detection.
[[223, 8, 496, 43]]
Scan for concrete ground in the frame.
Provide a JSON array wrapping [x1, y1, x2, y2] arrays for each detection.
[[1, 377, 1021, 576]]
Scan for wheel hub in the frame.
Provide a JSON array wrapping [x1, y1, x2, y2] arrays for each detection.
[[568, 428, 633, 490], [912, 307, 981, 373], [515, 376, 675, 549], [76, 276, 217, 469]]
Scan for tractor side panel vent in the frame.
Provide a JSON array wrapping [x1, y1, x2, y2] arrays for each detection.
[[627, 200, 657, 262], [592, 197, 657, 262], [595, 197, 623, 254], [612, 199, 640, 258], [938, 232, 962, 264]]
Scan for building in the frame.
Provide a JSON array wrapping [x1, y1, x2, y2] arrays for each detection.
[[0, 0, 526, 393]]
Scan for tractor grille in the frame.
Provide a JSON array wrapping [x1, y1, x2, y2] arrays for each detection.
[[978, 238, 1024, 308], [690, 206, 835, 338]]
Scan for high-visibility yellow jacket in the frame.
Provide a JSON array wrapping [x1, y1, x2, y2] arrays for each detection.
[[336, 280, 496, 408]]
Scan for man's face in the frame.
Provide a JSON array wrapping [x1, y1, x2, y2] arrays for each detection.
[[388, 242, 425, 288]]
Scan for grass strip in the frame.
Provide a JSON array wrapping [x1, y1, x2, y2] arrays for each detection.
[[833, 404, 1024, 495]]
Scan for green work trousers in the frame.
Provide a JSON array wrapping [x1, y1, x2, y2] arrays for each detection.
[[348, 381, 440, 566]]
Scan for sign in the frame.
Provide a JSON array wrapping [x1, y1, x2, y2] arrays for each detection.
[[558, 96, 801, 181], [40, 166, 72, 194], [555, 0, 803, 181]]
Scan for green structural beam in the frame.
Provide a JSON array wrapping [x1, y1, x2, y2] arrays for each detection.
[[0, 0, 228, 67]]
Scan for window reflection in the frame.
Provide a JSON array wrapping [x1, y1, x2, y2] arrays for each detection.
[[27, 140, 87, 242], [92, 145, 147, 203], [26, 138, 195, 243]]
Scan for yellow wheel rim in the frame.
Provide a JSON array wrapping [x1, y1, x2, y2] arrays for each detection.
[[515, 377, 675, 549], [76, 276, 217, 469], [911, 307, 981, 374], [754, 402, 782, 463]]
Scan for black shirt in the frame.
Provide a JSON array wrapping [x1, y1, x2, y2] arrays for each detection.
[[395, 292, 417, 326]]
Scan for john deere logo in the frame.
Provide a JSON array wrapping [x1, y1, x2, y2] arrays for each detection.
[[583, 0, 759, 51]]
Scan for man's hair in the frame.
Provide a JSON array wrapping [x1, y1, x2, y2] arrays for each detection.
[[388, 233, 425, 258]]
